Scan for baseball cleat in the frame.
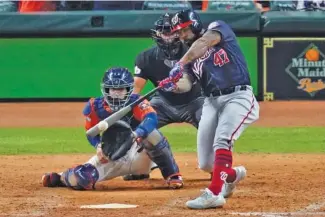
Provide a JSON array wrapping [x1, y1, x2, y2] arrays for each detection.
[[186, 188, 226, 209], [167, 175, 184, 189], [221, 166, 247, 198], [41, 172, 65, 187], [123, 174, 150, 181]]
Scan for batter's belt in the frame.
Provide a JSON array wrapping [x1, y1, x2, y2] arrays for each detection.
[[207, 85, 248, 97]]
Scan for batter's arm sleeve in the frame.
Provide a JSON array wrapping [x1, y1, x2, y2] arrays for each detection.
[[132, 100, 158, 138], [83, 98, 101, 148]]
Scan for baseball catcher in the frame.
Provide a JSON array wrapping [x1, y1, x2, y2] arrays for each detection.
[[41, 67, 183, 190]]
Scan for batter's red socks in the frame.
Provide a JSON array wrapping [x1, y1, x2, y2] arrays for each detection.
[[208, 149, 236, 195]]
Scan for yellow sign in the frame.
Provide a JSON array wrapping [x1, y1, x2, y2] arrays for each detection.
[[263, 38, 325, 100], [298, 78, 325, 93], [286, 42, 325, 96]]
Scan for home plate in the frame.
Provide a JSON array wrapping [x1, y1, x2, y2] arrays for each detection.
[[80, 203, 138, 209]]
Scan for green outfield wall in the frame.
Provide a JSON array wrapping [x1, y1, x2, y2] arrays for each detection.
[[0, 37, 257, 99]]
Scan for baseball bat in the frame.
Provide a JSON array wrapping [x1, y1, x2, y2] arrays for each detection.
[[86, 86, 161, 137]]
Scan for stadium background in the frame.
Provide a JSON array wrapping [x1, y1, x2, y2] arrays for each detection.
[[1, 1, 325, 217]]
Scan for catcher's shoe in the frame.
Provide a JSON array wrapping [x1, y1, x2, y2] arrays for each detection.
[[186, 188, 226, 209], [221, 166, 247, 198], [123, 174, 150, 181], [41, 172, 65, 187], [167, 175, 183, 189]]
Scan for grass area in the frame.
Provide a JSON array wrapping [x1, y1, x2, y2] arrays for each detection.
[[0, 126, 324, 155]]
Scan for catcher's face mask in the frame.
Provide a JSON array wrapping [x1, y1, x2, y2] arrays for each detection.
[[101, 67, 134, 112], [108, 88, 127, 99], [104, 87, 130, 112]]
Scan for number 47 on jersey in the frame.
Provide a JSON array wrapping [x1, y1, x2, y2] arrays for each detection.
[[214, 48, 229, 67]]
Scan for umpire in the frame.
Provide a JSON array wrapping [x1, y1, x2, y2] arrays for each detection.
[[123, 12, 204, 181]]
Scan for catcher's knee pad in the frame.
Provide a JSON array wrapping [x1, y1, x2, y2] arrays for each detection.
[[145, 129, 162, 145], [62, 163, 99, 190], [144, 131, 180, 180]]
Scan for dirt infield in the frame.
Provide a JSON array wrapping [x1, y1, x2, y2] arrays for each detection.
[[1, 101, 325, 217]]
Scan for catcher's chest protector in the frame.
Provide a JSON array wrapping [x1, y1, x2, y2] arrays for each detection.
[[92, 98, 140, 129]]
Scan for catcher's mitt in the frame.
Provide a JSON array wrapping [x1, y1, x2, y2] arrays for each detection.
[[100, 120, 135, 161]]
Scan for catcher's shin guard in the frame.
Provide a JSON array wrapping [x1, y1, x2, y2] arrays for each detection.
[[62, 163, 99, 190], [145, 136, 183, 189]]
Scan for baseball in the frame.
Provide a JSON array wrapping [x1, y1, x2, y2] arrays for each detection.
[[98, 121, 108, 132]]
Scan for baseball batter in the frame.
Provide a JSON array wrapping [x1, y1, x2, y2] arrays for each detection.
[[159, 10, 260, 209], [123, 12, 205, 181], [41, 67, 183, 190]]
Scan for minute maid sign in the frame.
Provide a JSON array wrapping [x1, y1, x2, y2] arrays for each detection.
[[286, 43, 325, 97]]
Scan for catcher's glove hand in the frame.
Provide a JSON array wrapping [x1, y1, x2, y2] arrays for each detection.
[[100, 120, 135, 161], [96, 143, 109, 164]]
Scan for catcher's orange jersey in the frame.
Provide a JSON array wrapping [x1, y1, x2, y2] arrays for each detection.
[[133, 99, 156, 121], [83, 97, 156, 131]]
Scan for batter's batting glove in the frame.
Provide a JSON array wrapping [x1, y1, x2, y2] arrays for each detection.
[[158, 77, 177, 92], [169, 61, 184, 83]]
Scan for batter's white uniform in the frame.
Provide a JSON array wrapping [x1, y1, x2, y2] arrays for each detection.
[[197, 86, 259, 172]]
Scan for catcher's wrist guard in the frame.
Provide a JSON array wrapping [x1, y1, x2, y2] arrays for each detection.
[[134, 127, 146, 138]]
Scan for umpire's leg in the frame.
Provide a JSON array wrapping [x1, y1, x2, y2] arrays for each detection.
[[179, 96, 205, 128], [150, 95, 176, 128]]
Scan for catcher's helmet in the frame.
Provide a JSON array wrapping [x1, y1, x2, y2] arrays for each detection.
[[170, 9, 203, 46], [151, 12, 182, 60], [101, 67, 134, 112]]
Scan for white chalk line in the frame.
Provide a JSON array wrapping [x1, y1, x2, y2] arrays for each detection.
[[297, 199, 325, 213], [231, 212, 325, 217], [231, 198, 325, 217]]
